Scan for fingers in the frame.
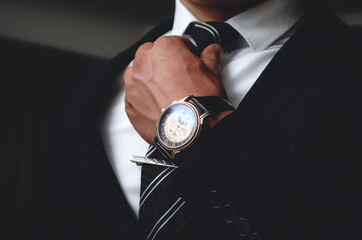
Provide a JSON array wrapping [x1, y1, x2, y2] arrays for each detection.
[[155, 36, 198, 55], [167, 36, 198, 54], [123, 66, 133, 86], [200, 44, 223, 77], [126, 38, 222, 87]]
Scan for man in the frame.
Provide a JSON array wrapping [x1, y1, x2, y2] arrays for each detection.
[[27, 0, 362, 239]]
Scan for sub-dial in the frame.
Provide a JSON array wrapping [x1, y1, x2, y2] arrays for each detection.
[[164, 112, 192, 142], [178, 113, 192, 126]]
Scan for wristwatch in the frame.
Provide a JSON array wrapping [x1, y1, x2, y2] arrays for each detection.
[[154, 95, 235, 161]]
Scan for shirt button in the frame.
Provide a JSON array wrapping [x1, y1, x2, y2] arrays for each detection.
[[235, 218, 249, 237], [208, 190, 223, 209], [221, 204, 235, 223], [249, 233, 261, 239]]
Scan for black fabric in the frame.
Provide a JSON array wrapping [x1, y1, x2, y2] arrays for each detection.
[[185, 21, 240, 55], [24, 19, 174, 240], [154, 137, 175, 160], [24, 7, 362, 240]]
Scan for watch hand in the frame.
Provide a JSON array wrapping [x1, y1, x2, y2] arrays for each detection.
[[173, 125, 180, 136], [179, 125, 188, 131]]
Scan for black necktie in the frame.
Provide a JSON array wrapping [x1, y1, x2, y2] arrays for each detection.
[[185, 21, 240, 55], [139, 21, 239, 240], [139, 146, 193, 240]]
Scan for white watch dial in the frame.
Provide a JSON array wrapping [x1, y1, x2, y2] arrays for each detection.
[[157, 103, 198, 149]]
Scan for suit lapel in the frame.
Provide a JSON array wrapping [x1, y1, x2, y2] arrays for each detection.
[[237, 13, 349, 135], [76, 20, 173, 240]]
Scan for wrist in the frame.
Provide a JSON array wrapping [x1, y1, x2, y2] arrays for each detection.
[[154, 96, 235, 161]]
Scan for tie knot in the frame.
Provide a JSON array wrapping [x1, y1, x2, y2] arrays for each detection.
[[185, 21, 240, 55]]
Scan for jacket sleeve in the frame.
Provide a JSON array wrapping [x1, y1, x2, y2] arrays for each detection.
[[23, 98, 72, 240], [172, 110, 362, 240]]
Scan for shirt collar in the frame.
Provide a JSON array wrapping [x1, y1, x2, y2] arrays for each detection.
[[171, 0, 304, 52], [170, 0, 198, 36]]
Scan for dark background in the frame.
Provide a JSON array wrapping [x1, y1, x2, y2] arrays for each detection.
[[1, 0, 361, 239]]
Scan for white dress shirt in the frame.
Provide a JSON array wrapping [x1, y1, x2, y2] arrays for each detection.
[[102, 0, 303, 215]]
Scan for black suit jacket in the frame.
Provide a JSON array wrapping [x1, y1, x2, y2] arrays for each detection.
[[26, 7, 362, 240]]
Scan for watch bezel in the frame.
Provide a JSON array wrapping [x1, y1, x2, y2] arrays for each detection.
[[156, 101, 204, 152]]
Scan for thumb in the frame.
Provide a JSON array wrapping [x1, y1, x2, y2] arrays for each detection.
[[200, 44, 223, 77]]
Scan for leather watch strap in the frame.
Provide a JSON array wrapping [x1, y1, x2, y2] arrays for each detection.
[[154, 137, 174, 161], [189, 96, 235, 113]]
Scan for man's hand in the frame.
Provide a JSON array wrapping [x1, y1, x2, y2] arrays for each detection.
[[123, 36, 227, 145]]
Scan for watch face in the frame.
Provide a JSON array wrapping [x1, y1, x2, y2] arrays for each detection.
[[157, 103, 199, 150]]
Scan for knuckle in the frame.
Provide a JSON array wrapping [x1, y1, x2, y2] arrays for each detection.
[[123, 78, 130, 90], [181, 58, 204, 75], [132, 55, 144, 68], [124, 97, 133, 114], [123, 73, 131, 88], [201, 48, 215, 59], [123, 68, 132, 81], [139, 42, 153, 50], [133, 53, 150, 69], [193, 58, 205, 70], [134, 42, 152, 63], [124, 100, 130, 111], [203, 47, 214, 56], [155, 36, 174, 47], [124, 79, 135, 95]]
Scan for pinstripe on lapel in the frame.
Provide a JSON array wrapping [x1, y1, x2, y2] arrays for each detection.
[[235, 13, 349, 139]]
